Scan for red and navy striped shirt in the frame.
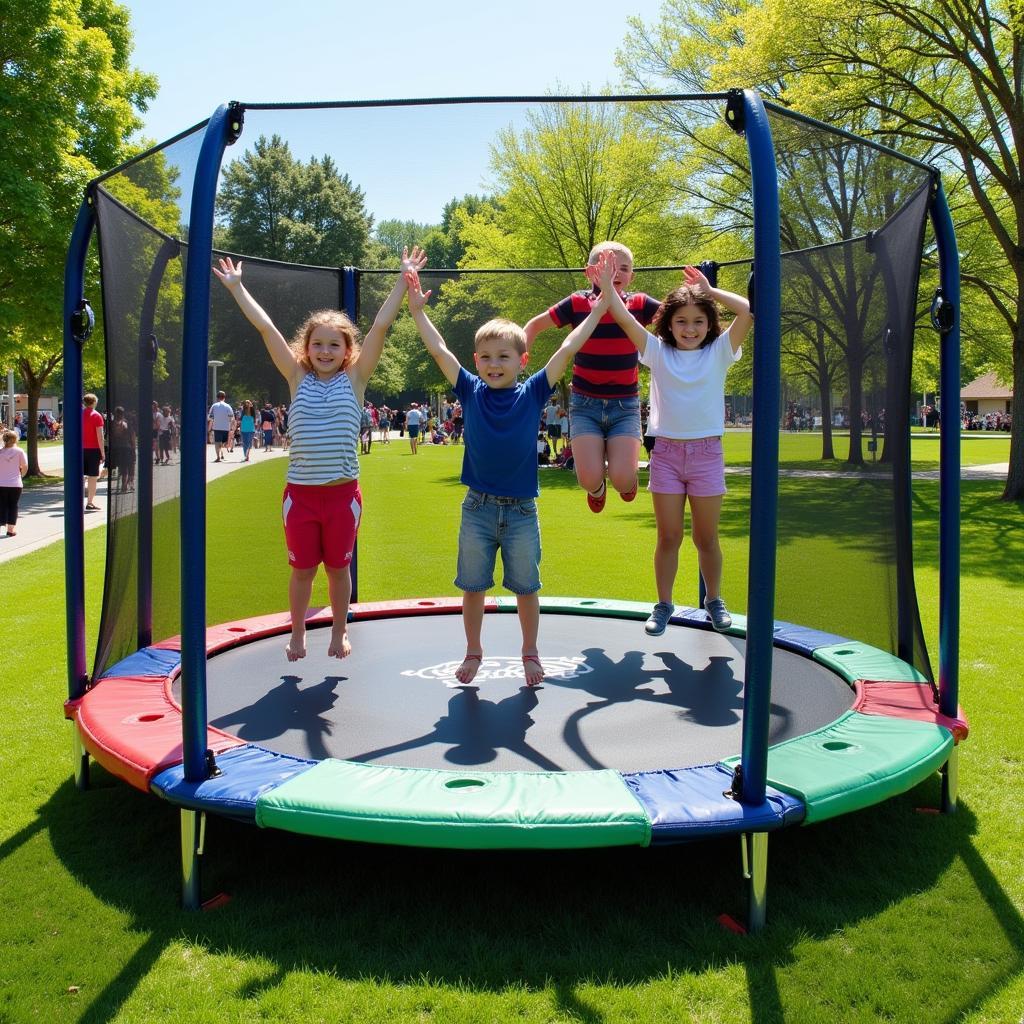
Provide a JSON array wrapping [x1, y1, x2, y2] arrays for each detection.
[[549, 290, 662, 399]]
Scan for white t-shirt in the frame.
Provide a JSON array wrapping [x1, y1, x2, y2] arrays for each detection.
[[640, 330, 741, 439], [208, 400, 234, 432], [406, 408, 422, 427]]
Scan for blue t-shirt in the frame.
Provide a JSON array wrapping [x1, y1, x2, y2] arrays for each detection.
[[455, 367, 554, 498]]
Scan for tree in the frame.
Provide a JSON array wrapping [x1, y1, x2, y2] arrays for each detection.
[[728, 0, 1023, 498], [0, 0, 156, 475], [214, 136, 375, 401]]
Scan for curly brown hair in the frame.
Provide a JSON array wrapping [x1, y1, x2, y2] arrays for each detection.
[[651, 286, 722, 350], [290, 310, 361, 371]]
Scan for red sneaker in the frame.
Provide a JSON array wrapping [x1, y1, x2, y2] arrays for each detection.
[[587, 482, 607, 513], [620, 477, 638, 502]]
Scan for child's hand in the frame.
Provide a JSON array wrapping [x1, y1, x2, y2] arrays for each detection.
[[405, 270, 432, 312], [400, 245, 428, 277], [584, 249, 618, 290], [684, 265, 712, 296], [594, 249, 616, 301], [212, 257, 243, 289]]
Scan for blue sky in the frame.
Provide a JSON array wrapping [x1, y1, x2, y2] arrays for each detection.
[[123, 0, 670, 225]]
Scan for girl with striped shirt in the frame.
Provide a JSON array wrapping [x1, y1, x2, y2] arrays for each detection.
[[213, 247, 426, 661]]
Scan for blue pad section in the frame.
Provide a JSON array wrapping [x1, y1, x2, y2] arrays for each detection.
[[150, 744, 316, 820], [771, 622, 849, 656], [675, 607, 747, 637], [101, 646, 182, 679], [623, 763, 805, 841]]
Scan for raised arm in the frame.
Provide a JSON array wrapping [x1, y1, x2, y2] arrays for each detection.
[[213, 258, 300, 386], [405, 270, 462, 387], [544, 251, 615, 385], [350, 245, 427, 393], [684, 266, 753, 352], [590, 253, 650, 355], [523, 309, 557, 352]]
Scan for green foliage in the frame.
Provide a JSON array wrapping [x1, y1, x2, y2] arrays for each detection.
[[216, 135, 372, 265], [0, 0, 156, 473]]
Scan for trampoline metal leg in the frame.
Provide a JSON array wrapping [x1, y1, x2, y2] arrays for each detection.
[[940, 745, 959, 814], [72, 727, 89, 791], [742, 831, 768, 933], [181, 809, 205, 911]]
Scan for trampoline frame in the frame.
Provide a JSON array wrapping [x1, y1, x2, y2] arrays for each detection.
[[62, 90, 963, 930]]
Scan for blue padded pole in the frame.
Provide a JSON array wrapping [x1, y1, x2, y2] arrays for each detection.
[[738, 90, 782, 806], [180, 105, 234, 783], [64, 198, 96, 701], [342, 266, 359, 603], [929, 180, 960, 719]]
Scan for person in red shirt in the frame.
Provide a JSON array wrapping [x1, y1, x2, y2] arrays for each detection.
[[82, 393, 105, 512], [523, 241, 662, 513]]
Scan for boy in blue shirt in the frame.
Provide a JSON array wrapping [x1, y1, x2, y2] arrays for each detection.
[[406, 257, 614, 686]]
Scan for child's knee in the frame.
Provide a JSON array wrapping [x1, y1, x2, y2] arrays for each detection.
[[291, 565, 319, 583]]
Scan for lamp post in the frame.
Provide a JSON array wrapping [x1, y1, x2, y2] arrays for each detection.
[[208, 360, 224, 405]]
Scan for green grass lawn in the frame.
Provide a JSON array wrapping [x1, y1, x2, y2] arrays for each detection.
[[1, 440, 1022, 1023]]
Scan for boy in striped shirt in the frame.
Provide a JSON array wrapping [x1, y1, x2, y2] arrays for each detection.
[[524, 242, 661, 513]]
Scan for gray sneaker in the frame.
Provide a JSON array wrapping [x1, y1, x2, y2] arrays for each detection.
[[644, 601, 675, 636], [704, 597, 732, 632]]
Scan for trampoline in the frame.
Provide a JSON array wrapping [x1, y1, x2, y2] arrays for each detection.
[[63, 90, 966, 930]]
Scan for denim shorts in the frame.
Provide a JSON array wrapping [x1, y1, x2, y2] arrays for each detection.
[[455, 489, 541, 595], [569, 393, 642, 441], [648, 436, 726, 496]]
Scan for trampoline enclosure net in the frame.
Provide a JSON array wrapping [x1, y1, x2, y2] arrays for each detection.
[[90, 99, 934, 683]]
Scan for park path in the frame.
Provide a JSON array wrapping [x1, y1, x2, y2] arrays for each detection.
[[0, 442, 1009, 567]]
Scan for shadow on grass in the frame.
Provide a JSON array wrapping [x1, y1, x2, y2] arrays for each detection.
[[37, 764, 1023, 1023]]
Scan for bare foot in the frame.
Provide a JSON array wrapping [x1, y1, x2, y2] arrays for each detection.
[[327, 627, 352, 659], [522, 652, 545, 687], [286, 631, 306, 662], [455, 651, 483, 684]]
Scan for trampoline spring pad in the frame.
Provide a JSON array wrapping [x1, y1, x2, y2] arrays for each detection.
[[151, 744, 317, 819], [623, 764, 805, 840], [812, 642, 929, 684], [722, 710, 954, 824], [254, 759, 652, 849]]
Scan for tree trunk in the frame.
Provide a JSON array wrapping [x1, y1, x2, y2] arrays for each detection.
[[819, 383, 835, 460], [846, 359, 865, 466], [1002, 318, 1024, 501], [17, 353, 61, 478]]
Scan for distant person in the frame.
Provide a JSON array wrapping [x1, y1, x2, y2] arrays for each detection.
[[214, 246, 425, 661], [208, 390, 234, 462], [405, 254, 614, 687], [260, 402, 277, 451], [108, 406, 135, 493], [239, 400, 257, 461], [82, 393, 105, 512], [0, 428, 28, 537], [405, 402, 422, 454]]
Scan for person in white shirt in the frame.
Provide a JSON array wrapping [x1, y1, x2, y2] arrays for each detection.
[[597, 256, 752, 637], [208, 391, 235, 462]]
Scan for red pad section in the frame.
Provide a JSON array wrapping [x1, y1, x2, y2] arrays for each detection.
[[348, 597, 493, 621], [72, 676, 243, 791], [854, 681, 969, 742]]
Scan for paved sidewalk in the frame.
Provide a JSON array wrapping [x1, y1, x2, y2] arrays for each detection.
[[0, 445, 289, 565]]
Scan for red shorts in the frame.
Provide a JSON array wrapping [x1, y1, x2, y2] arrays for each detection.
[[282, 480, 362, 569], [647, 436, 726, 496]]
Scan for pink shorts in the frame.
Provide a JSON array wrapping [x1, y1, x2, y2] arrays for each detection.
[[282, 480, 362, 569], [647, 436, 726, 496]]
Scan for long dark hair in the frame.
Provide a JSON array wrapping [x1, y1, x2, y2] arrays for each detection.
[[651, 285, 721, 350]]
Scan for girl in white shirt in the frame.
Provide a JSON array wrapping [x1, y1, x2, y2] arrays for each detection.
[[596, 257, 752, 636], [0, 429, 28, 536]]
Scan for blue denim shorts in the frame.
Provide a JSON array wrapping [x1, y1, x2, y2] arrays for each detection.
[[455, 489, 541, 595], [569, 393, 642, 441]]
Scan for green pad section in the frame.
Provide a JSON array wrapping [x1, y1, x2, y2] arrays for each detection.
[[495, 595, 653, 620], [813, 641, 929, 684], [256, 759, 651, 849], [722, 711, 953, 824]]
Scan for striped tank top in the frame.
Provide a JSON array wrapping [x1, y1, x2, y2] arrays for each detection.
[[286, 372, 361, 484]]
